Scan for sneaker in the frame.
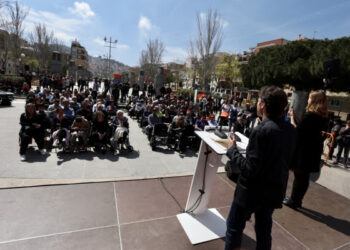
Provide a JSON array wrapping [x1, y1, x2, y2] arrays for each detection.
[[333, 160, 338, 165], [52, 140, 58, 147], [39, 149, 47, 155], [344, 164, 348, 168], [20, 154, 26, 161]]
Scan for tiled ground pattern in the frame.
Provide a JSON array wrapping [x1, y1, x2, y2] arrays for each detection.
[[0, 174, 349, 250]]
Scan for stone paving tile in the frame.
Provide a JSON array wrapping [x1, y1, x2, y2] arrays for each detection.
[[0, 226, 120, 250], [276, 173, 350, 250], [218, 207, 308, 250], [114, 175, 234, 224], [0, 183, 118, 242], [120, 215, 231, 250]]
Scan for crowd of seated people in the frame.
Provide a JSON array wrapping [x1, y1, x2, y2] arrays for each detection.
[[19, 79, 261, 160], [18, 85, 133, 161], [126, 91, 259, 154]]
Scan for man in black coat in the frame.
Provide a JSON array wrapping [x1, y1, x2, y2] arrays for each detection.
[[225, 86, 296, 250]]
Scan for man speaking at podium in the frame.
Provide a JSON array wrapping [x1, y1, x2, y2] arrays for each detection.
[[225, 86, 296, 250]]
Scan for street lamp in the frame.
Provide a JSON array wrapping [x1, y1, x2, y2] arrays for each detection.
[[103, 36, 118, 79]]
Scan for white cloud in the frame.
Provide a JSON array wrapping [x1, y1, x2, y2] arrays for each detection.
[[68, 2, 95, 19], [138, 16, 152, 31], [24, 1, 96, 44], [93, 37, 105, 46], [163, 46, 187, 63]]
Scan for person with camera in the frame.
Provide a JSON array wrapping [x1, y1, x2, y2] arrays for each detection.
[[19, 103, 47, 161], [334, 120, 350, 168], [69, 115, 90, 152], [225, 86, 296, 250]]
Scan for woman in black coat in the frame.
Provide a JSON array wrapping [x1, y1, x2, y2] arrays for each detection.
[[284, 91, 328, 208]]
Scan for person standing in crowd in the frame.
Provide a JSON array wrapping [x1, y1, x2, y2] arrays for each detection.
[[328, 119, 341, 161], [19, 103, 47, 161], [225, 86, 296, 250], [284, 90, 329, 209], [333, 120, 350, 168], [228, 101, 239, 132]]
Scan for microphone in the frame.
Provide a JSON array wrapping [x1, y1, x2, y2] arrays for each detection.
[[214, 123, 227, 139]]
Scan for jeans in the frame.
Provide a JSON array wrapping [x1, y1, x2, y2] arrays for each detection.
[[225, 202, 274, 250], [336, 144, 350, 164]]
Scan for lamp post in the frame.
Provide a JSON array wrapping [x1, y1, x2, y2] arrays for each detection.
[[104, 36, 118, 79], [18, 53, 25, 74]]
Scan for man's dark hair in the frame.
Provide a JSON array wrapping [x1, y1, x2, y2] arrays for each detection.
[[259, 86, 288, 118]]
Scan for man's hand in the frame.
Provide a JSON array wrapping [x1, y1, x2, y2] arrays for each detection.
[[227, 133, 236, 148]]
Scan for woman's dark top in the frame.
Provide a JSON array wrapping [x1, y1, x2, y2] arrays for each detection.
[[92, 120, 109, 134], [52, 116, 71, 130], [294, 112, 328, 173], [162, 115, 172, 124]]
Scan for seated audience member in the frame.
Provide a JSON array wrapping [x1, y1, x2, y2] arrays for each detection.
[[146, 107, 162, 140], [168, 116, 187, 153], [19, 103, 47, 161], [162, 108, 172, 125], [234, 116, 245, 134], [62, 98, 75, 122], [208, 114, 218, 127], [185, 110, 195, 126], [91, 111, 109, 153], [76, 100, 93, 121], [112, 110, 130, 150], [195, 115, 209, 131], [106, 99, 117, 117], [51, 106, 71, 150], [70, 115, 90, 152]]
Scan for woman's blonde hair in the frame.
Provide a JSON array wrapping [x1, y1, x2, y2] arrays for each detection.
[[306, 90, 328, 118]]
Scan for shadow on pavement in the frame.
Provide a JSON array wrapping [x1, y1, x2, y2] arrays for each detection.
[[56, 151, 95, 165], [299, 207, 350, 236], [24, 147, 50, 163]]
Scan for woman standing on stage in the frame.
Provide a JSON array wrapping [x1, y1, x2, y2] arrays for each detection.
[[284, 90, 328, 209]]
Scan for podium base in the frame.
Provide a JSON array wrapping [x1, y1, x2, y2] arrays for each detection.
[[176, 208, 226, 245]]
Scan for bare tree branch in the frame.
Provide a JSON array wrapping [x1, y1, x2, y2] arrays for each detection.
[[139, 38, 165, 80], [189, 9, 223, 91]]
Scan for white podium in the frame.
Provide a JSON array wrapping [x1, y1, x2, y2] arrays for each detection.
[[176, 130, 248, 245]]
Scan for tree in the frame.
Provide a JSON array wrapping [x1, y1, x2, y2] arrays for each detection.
[[189, 9, 223, 91], [241, 38, 350, 92], [6, 1, 28, 72], [241, 38, 350, 117], [139, 39, 165, 81], [215, 53, 241, 84], [29, 23, 54, 73]]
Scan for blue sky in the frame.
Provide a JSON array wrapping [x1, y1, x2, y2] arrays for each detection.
[[18, 0, 350, 66]]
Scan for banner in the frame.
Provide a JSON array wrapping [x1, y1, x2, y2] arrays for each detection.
[[113, 74, 122, 84]]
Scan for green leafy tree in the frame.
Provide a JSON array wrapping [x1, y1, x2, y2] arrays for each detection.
[[241, 38, 350, 92], [215, 53, 241, 84]]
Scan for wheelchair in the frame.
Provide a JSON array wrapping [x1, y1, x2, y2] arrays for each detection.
[[110, 126, 133, 154], [150, 123, 171, 151]]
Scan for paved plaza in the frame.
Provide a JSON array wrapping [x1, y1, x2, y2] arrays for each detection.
[[0, 174, 349, 250]]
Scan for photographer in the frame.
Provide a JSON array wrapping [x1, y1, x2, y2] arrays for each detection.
[[225, 86, 296, 250], [19, 103, 47, 161]]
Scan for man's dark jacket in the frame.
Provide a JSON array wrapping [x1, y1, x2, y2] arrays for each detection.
[[227, 117, 296, 209]]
